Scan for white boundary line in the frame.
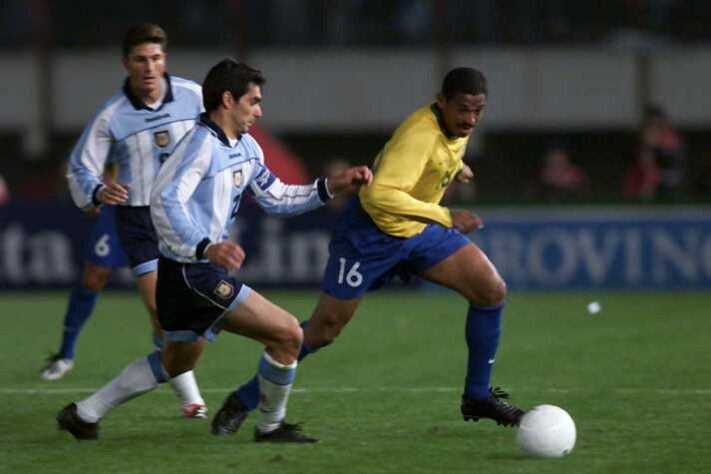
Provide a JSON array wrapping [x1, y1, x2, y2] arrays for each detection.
[[2, 387, 711, 395]]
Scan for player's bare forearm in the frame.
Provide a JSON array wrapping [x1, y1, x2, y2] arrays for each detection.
[[205, 241, 245, 271], [326, 166, 373, 194]]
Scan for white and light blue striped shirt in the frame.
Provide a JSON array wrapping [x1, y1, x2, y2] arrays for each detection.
[[67, 74, 203, 209], [151, 114, 331, 263]]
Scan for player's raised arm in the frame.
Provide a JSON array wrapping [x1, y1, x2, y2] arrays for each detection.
[[150, 130, 213, 261]]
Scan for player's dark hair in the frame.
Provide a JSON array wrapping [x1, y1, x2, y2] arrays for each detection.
[[441, 67, 488, 100], [202, 59, 266, 112], [122, 23, 167, 58]]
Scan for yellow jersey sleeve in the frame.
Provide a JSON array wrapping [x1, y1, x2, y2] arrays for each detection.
[[362, 129, 453, 229]]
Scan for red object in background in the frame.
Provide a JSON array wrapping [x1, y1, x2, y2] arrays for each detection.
[[249, 125, 310, 184]]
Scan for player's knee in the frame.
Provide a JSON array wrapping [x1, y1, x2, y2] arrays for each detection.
[[472, 276, 507, 308], [268, 317, 302, 361], [81, 266, 112, 292]]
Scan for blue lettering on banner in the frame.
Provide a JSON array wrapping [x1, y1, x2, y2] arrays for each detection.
[[1, 202, 710, 290]]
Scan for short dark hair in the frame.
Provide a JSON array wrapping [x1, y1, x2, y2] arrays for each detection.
[[441, 67, 488, 100], [202, 59, 266, 112], [122, 23, 167, 58]]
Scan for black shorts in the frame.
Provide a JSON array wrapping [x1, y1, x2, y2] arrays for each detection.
[[156, 256, 252, 342], [115, 206, 160, 276]]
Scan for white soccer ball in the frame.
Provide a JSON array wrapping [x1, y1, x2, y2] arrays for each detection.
[[516, 404, 576, 458]]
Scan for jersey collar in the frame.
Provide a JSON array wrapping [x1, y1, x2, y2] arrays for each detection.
[[430, 102, 455, 140], [199, 113, 241, 148], [123, 72, 174, 111]]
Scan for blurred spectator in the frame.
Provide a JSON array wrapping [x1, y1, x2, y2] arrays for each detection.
[[536, 145, 588, 202], [0, 173, 9, 205], [636, 104, 686, 199], [623, 148, 660, 201]]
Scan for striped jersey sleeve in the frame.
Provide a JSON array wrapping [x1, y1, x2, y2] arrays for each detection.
[[150, 129, 213, 261], [66, 97, 123, 209], [247, 139, 329, 216]]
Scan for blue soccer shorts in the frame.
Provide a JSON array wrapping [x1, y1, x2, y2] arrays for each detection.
[[321, 199, 471, 300], [156, 256, 252, 343], [83, 205, 129, 268]]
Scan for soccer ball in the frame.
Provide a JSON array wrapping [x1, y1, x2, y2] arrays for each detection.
[[516, 404, 576, 458]]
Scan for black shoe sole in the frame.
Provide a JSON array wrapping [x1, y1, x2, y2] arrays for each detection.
[[462, 413, 517, 427]]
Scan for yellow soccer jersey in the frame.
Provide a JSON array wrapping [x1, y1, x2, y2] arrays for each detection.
[[359, 103, 468, 238]]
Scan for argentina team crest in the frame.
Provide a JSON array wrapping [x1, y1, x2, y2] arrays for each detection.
[[233, 170, 243, 188], [153, 130, 170, 148], [214, 280, 235, 299]]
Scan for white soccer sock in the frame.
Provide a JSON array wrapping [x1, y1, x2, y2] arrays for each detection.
[[76, 353, 166, 423], [256, 351, 297, 433], [170, 370, 205, 407]]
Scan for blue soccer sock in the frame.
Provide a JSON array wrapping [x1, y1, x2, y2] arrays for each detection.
[[234, 320, 317, 412], [464, 304, 503, 400], [58, 286, 98, 360]]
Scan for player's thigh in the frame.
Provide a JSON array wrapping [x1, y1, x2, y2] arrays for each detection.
[[417, 242, 506, 306], [217, 290, 301, 347], [305, 292, 362, 346], [161, 340, 206, 377], [80, 262, 113, 291]]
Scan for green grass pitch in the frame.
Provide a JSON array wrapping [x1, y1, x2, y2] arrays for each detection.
[[2, 290, 710, 473]]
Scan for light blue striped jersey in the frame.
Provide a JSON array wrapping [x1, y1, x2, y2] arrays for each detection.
[[67, 74, 203, 209], [151, 114, 331, 263]]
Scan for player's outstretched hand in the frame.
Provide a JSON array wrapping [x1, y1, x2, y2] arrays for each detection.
[[98, 182, 130, 205], [326, 166, 373, 194], [456, 164, 474, 184], [205, 241, 246, 271], [451, 209, 484, 234]]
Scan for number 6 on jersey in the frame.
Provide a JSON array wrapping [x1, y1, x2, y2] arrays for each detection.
[[337, 258, 363, 287]]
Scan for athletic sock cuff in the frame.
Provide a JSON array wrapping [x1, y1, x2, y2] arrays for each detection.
[[147, 351, 168, 383]]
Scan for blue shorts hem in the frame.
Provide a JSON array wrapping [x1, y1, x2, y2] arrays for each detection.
[[164, 330, 203, 343], [132, 259, 158, 277], [203, 284, 253, 341], [408, 231, 470, 274]]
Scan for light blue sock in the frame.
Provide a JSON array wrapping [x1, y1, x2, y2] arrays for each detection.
[[464, 304, 503, 400], [234, 320, 316, 412], [58, 287, 98, 359]]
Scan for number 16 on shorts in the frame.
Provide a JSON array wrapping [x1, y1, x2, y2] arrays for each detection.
[[337, 258, 363, 287]]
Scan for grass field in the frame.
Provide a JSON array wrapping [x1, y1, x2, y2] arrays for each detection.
[[2, 290, 710, 473]]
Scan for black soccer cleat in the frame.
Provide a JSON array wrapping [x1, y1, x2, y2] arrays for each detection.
[[254, 421, 319, 444], [56, 403, 99, 440], [211, 393, 249, 436], [461, 386, 525, 427]]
